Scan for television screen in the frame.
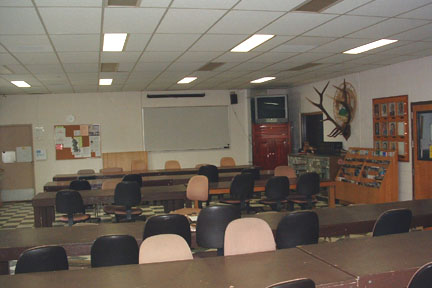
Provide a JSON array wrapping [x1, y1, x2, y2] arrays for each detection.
[[256, 96, 287, 121]]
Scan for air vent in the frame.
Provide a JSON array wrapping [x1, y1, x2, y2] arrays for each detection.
[[101, 63, 119, 72], [198, 62, 225, 71], [107, 0, 139, 7], [147, 93, 205, 99], [289, 63, 321, 71], [294, 0, 340, 12]]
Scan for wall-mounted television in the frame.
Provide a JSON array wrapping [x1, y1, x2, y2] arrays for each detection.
[[254, 95, 288, 123]]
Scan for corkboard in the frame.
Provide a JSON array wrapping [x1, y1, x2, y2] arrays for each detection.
[[55, 124, 101, 160]]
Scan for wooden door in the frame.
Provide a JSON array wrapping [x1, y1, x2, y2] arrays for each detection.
[[412, 102, 432, 199], [272, 137, 290, 168], [253, 138, 273, 169]]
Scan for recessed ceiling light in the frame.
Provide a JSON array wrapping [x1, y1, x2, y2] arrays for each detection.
[[231, 34, 275, 53], [11, 80, 31, 87], [343, 39, 398, 54], [103, 33, 128, 52], [250, 77, 276, 84], [177, 77, 197, 84], [99, 78, 113, 85]]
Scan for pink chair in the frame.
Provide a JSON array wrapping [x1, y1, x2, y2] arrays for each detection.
[[220, 157, 236, 167], [131, 160, 147, 171], [139, 234, 193, 264], [224, 218, 276, 256], [172, 175, 208, 215], [165, 160, 181, 170], [274, 166, 297, 179], [100, 167, 123, 173]]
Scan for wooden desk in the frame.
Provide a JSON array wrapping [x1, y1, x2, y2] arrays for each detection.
[[0, 248, 356, 287], [52, 165, 259, 181], [299, 230, 432, 288]]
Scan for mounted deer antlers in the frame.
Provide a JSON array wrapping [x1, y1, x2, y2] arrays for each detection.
[[307, 80, 353, 140]]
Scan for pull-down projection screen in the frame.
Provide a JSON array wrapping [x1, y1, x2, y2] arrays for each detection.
[[143, 106, 230, 151]]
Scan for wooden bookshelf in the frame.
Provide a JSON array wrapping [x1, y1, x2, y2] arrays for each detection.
[[335, 147, 398, 204]]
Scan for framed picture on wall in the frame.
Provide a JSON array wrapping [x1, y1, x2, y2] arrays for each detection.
[[382, 141, 388, 150], [398, 101, 405, 116], [374, 104, 380, 117], [389, 122, 396, 136], [389, 103, 396, 116], [382, 122, 388, 136], [375, 141, 380, 149], [375, 123, 380, 136], [381, 103, 388, 117]]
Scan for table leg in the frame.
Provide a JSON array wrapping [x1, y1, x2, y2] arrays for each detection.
[[328, 185, 335, 208], [33, 206, 54, 228], [0, 261, 9, 275]]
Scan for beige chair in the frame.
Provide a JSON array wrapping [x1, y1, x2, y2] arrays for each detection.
[[101, 179, 121, 190], [131, 160, 147, 171], [274, 165, 297, 179], [139, 234, 193, 264], [77, 169, 95, 175], [165, 160, 181, 170], [172, 175, 209, 215], [100, 167, 123, 173], [224, 218, 276, 256], [220, 157, 236, 167]]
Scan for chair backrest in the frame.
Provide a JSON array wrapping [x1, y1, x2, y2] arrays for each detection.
[[91, 235, 139, 268], [164, 160, 181, 170], [114, 181, 141, 208], [196, 205, 241, 250], [266, 278, 316, 288], [143, 214, 191, 246], [230, 173, 255, 200], [407, 261, 432, 288], [55, 190, 85, 214], [296, 172, 320, 197], [274, 166, 297, 179], [276, 211, 319, 249], [241, 167, 260, 180], [69, 179, 91, 191], [186, 175, 209, 202], [15, 246, 69, 274], [372, 208, 412, 237], [198, 164, 219, 182], [265, 176, 290, 200], [220, 157, 236, 167], [101, 179, 121, 190], [131, 159, 147, 171], [100, 167, 123, 173], [224, 218, 276, 256], [77, 169, 95, 175], [122, 174, 143, 187], [139, 234, 193, 264]]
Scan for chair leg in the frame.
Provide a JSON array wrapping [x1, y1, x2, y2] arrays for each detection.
[[217, 248, 224, 256], [68, 215, 73, 227], [288, 202, 294, 211]]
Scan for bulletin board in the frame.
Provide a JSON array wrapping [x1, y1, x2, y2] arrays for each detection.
[[372, 95, 409, 162], [54, 124, 101, 160]]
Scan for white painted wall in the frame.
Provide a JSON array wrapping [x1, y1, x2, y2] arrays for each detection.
[[0, 89, 250, 197], [288, 55, 432, 201]]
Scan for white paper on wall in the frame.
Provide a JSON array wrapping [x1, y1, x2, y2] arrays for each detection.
[[1, 151, 16, 163], [35, 149, 47, 161], [16, 146, 33, 162], [90, 136, 101, 157], [54, 126, 66, 144]]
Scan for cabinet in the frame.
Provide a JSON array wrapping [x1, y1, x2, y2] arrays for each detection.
[[288, 154, 343, 181], [252, 123, 291, 170], [335, 147, 398, 204]]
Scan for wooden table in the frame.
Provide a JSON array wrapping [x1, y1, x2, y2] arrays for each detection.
[[0, 247, 357, 287], [52, 165, 259, 181]]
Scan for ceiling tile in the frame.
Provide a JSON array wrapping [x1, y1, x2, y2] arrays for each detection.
[[252, 36, 296, 52], [166, 62, 206, 72], [36, 73, 68, 82], [282, 52, 333, 64], [229, 62, 271, 72], [322, 0, 372, 14], [391, 23, 432, 41], [125, 34, 152, 52], [305, 15, 385, 37], [134, 62, 170, 72], [51, 35, 100, 52], [189, 34, 248, 52], [26, 64, 64, 74], [0, 53, 19, 65], [171, 0, 238, 9], [68, 73, 98, 83], [2, 74, 40, 83], [35, 0, 102, 6], [208, 10, 284, 34], [5, 64, 29, 74], [63, 63, 98, 73], [0, 8, 45, 34], [248, 52, 298, 63], [157, 9, 225, 34], [101, 52, 141, 62], [259, 12, 338, 35], [0, 35, 53, 53], [14, 53, 59, 64], [39, 8, 102, 34], [146, 34, 201, 51], [397, 3, 432, 20], [139, 0, 171, 8], [46, 85, 73, 93], [0, 0, 33, 6], [379, 41, 432, 55], [176, 51, 223, 62], [58, 52, 99, 63], [73, 85, 98, 92], [309, 38, 372, 53], [139, 51, 183, 62], [233, 0, 307, 11], [214, 51, 262, 62], [317, 53, 364, 63], [0, 46, 6, 53], [348, 18, 429, 39], [103, 8, 165, 33], [348, 0, 432, 17]]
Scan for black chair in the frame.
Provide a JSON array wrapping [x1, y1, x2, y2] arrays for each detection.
[[122, 174, 143, 187], [143, 214, 191, 247], [266, 278, 316, 288], [407, 262, 432, 288], [288, 172, 320, 210], [91, 235, 139, 268], [260, 176, 290, 211], [69, 179, 91, 190], [196, 205, 241, 256], [113, 181, 143, 222], [241, 167, 260, 180], [15, 246, 69, 274], [55, 190, 91, 226], [372, 208, 412, 237], [78, 175, 96, 180], [275, 211, 319, 249], [220, 174, 254, 212], [198, 164, 219, 205]]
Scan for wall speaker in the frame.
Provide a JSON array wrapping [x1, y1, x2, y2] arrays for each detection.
[[230, 93, 238, 105]]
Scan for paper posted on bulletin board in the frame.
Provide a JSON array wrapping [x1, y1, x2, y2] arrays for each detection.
[[55, 124, 101, 160]]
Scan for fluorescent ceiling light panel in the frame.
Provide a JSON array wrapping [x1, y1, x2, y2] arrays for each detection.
[[103, 33, 128, 52], [99, 78, 113, 85], [231, 34, 275, 52], [343, 39, 398, 54], [250, 77, 276, 84], [11, 81, 31, 87], [177, 77, 197, 84]]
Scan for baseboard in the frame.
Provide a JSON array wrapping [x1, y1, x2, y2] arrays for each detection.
[[0, 189, 34, 202]]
